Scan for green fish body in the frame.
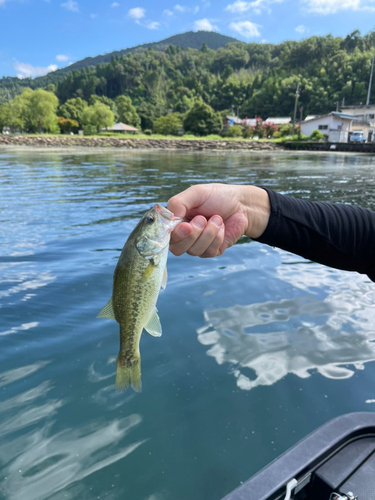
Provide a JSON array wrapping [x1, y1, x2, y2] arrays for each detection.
[[98, 204, 182, 392]]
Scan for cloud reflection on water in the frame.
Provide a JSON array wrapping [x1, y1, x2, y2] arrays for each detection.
[[0, 361, 145, 500], [198, 261, 375, 391]]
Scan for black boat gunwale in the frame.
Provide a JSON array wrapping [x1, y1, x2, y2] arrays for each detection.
[[222, 412, 375, 500]]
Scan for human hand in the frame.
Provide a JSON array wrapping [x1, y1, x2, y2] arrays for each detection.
[[167, 183, 270, 258]]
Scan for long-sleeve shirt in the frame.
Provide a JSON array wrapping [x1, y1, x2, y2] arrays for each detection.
[[254, 189, 375, 282]]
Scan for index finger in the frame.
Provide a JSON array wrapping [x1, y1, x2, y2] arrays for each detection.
[[167, 185, 211, 219]]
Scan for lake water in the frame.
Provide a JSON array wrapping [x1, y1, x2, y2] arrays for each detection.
[[1, 148, 375, 500]]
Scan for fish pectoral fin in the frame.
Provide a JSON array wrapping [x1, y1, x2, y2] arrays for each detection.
[[161, 267, 167, 290], [144, 308, 162, 337], [97, 297, 116, 320], [142, 260, 157, 281]]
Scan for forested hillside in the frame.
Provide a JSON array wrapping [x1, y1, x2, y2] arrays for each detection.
[[1, 29, 375, 121], [0, 31, 238, 101]]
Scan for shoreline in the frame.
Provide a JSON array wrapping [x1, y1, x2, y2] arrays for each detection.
[[0, 135, 283, 151]]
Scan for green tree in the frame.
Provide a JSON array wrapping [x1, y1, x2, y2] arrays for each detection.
[[115, 95, 140, 127], [136, 101, 166, 130], [17, 88, 59, 133], [89, 95, 118, 120], [82, 101, 115, 134], [58, 97, 88, 129], [153, 113, 183, 135], [0, 103, 12, 131], [309, 129, 324, 141], [183, 100, 222, 136]]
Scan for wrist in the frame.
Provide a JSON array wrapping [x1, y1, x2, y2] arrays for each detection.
[[241, 186, 271, 239]]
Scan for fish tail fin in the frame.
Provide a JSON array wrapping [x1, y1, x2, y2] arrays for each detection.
[[116, 355, 142, 393]]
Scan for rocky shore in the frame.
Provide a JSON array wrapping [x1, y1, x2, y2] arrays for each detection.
[[0, 135, 284, 151]]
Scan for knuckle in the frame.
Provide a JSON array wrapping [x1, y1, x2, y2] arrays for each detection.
[[187, 248, 200, 257], [203, 248, 218, 258]]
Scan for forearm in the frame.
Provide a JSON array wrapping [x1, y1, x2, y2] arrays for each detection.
[[251, 188, 375, 282]]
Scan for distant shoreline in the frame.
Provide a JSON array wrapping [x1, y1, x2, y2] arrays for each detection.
[[0, 135, 283, 152]]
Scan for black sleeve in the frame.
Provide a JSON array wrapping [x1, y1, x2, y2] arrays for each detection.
[[254, 189, 375, 282]]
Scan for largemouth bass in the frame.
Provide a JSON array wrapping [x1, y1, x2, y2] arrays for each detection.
[[98, 204, 182, 392]]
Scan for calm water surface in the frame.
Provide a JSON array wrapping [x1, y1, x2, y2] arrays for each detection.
[[1, 148, 375, 500]]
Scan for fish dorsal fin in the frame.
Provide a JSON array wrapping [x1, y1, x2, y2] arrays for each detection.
[[97, 297, 115, 320], [144, 308, 162, 337], [161, 267, 167, 289]]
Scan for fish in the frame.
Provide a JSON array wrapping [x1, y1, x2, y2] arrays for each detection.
[[98, 204, 183, 392]]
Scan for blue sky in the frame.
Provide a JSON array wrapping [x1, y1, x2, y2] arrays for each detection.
[[0, 0, 374, 78]]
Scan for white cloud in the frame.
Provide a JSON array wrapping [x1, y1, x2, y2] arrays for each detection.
[[61, 0, 79, 12], [302, 0, 374, 12], [225, 0, 251, 11], [202, 0, 210, 6], [145, 21, 160, 29], [14, 61, 58, 79], [295, 24, 307, 33], [111, 1, 120, 6], [194, 5, 200, 12], [194, 18, 218, 31], [174, 3, 188, 11], [128, 6, 145, 18], [56, 54, 69, 61], [163, 8, 174, 14], [90, 12, 98, 18], [229, 20, 261, 38], [225, 0, 283, 14]]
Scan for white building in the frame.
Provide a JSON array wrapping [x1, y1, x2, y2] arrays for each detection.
[[265, 117, 291, 125], [340, 105, 375, 142], [301, 112, 357, 142]]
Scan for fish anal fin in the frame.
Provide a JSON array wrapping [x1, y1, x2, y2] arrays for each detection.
[[144, 308, 162, 337], [97, 297, 115, 320]]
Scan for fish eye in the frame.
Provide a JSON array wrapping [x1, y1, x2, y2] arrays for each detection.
[[146, 216, 155, 224]]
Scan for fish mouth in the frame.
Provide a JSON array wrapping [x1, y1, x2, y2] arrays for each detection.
[[154, 204, 183, 224]]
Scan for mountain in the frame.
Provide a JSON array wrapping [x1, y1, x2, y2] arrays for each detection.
[[0, 31, 240, 102], [56, 31, 240, 75]]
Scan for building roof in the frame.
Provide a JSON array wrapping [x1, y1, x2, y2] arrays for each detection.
[[225, 115, 242, 124], [332, 112, 359, 120], [303, 112, 357, 123], [108, 122, 139, 132], [265, 117, 291, 124]]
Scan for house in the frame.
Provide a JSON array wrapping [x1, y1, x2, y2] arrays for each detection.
[[340, 105, 375, 142], [242, 118, 257, 127], [301, 112, 358, 142], [265, 117, 291, 125], [107, 122, 139, 133], [222, 115, 243, 131]]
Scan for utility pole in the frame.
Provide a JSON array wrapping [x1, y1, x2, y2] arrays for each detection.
[[299, 105, 303, 138], [292, 84, 300, 136], [366, 50, 375, 106]]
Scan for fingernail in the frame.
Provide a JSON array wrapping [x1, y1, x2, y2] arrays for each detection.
[[211, 216, 222, 227], [193, 217, 206, 229]]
